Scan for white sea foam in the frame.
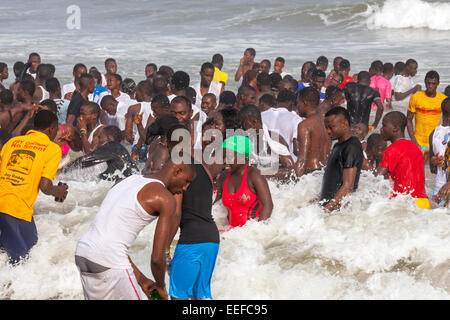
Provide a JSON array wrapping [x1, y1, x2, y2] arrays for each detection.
[[366, 0, 450, 31]]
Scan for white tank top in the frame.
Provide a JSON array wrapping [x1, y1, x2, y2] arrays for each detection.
[[75, 175, 163, 269], [133, 102, 153, 145], [432, 125, 450, 195], [39, 86, 50, 102], [88, 123, 103, 144]]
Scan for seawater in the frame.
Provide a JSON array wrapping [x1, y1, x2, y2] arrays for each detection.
[[0, 0, 449, 299]]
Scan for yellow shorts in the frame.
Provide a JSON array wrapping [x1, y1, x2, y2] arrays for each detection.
[[415, 198, 431, 209]]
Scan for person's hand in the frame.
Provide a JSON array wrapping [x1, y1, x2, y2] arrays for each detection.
[[432, 182, 450, 204], [134, 112, 143, 125], [414, 84, 422, 93], [139, 276, 156, 298], [54, 183, 69, 201], [431, 153, 445, 168], [132, 150, 139, 162], [166, 253, 172, 276], [77, 116, 87, 132], [155, 284, 169, 300], [64, 92, 73, 100], [239, 57, 246, 66]]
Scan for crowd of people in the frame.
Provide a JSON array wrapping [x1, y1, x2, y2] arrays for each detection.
[[0, 48, 449, 300]]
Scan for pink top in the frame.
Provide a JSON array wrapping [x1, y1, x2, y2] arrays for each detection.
[[370, 75, 392, 104]]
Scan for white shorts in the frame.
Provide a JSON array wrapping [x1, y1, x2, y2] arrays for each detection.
[[78, 267, 146, 300]]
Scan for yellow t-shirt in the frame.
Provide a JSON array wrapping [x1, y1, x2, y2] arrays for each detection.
[[408, 91, 447, 147], [213, 67, 228, 85], [0, 130, 62, 222]]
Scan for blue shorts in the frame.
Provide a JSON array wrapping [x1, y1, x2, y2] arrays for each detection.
[[0, 212, 38, 264], [169, 242, 219, 300]]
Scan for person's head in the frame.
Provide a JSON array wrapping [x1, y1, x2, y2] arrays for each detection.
[[339, 59, 350, 75], [0, 89, 14, 107], [171, 70, 190, 92], [27, 52, 41, 73], [80, 102, 101, 126], [152, 76, 169, 95], [273, 57, 285, 74], [89, 69, 102, 86], [383, 63, 394, 80], [39, 99, 58, 114], [269, 72, 282, 92], [185, 87, 197, 105], [35, 64, 52, 83], [325, 85, 344, 106], [369, 60, 383, 76], [100, 95, 118, 115], [212, 53, 224, 70], [324, 106, 352, 141], [259, 59, 271, 73], [170, 96, 193, 126], [200, 62, 215, 88], [104, 58, 117, 75], [352, 122, 369, 141], [238, 104, 262, 130], [405, 59, 418, 77], [380, 111, 407, 142], [13, 61, 25, 78], [145, 63, 157, 78], [357, 71, 371, 86], [244, 48, 256, 63], [202, 107, 240, 149], [0, 63, 8, 81], [45, 77, 61, 98], [394, 61, 406, 76], [161, 156, 196, 195], [258, 93, 276, 112], [33, 109, 58, 140], [158, 66, 174, 82], [79, 73, 95, 93], [333, 56, 343, 72], [146, 113, 180, 144], [441, 98, 450, 126], [0, 128, 12, 151], [151, 93, 170, 118], [329, 72, 343, 87], [121, 78, 136, 97], [445, 85, 450, 97], [135, 80, 153, 102], [98, 125, 122, 145], [201, 93, 217, 116], [243, 69, 258, 88], [316, 56, 329, 72], [296, 86, 320, 116], [311, 69, 326, 91], [222, 135, 253, 171], [73, 63, 87, 81], [278, 78, 297, 93], [107, 73, 122, 91], [256, 72, 271, 91], [237, 85, 257, 108], [277, 89, 296, 111], [366, 133, 387, 164], [219, 91, 237, 109], [17, 79, 36, 101], [301, 61, 316, 82], [424, 70, 440, 96]]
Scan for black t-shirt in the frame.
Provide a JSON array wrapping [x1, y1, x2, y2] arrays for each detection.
[[67, 91, 88, 126], [343, 83, 380, 126], [320, 136, 363, 205], [178, 163, 220, 245]]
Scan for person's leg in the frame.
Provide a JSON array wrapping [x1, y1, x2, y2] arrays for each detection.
[[0, 213, 37, 264], [194, 243, 219, 300]]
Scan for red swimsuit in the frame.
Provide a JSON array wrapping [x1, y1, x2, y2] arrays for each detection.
[[222, 165, 261, 228]]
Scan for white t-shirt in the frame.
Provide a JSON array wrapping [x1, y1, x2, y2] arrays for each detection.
[[261, 107, 303, 155], [132, 102, 154, 145], [193, 108, 208, 150], [270, 71, 291, 79], [393, 75, 415, 100], [432, 125, 450, 196], [104, 100, 129, 131], [192, 81, 222, 109], [75, 175, 162, 269], [98, 91, 131, 106]]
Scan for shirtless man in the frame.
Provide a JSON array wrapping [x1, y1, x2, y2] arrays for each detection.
[[235, 85, 257, 110], [75, 156, 196, 300], [318, 85, 344, 116], [294, 87, 330, 177], [77, 102, 104, 153], [235, 48, 256, 82]]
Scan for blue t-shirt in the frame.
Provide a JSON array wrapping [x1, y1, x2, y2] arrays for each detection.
[[93, 85, 108, 103], [296, 82, 326, 100]]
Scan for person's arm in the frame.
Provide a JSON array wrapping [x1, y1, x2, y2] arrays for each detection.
[[128, 257, 155, 298], [429, 129, 437, 174], [323, 167, 357, 212], [374, 165, 389, 179], [39, 177, 68, 200], [125, 104, 139, 144], [250, 168, 273, 221], [432, 181, 450, 206], [11, 109, 34, 137], [406, 110, 419, 146], [234, 57, 246, 82], [370, 98, 384, 130], [77, 117, 96, 154], [294, 122, 310, 177], [394, 84, 421, 101]]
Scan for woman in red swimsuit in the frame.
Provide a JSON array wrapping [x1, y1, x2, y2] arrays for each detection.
[[217, 135, 273, 228]]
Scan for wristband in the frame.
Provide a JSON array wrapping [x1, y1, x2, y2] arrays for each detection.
[[80, 129, 87, 136]]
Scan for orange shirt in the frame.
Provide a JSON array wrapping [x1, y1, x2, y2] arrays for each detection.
[[408, 91, 447, 146], [0, 130, 61, 222]]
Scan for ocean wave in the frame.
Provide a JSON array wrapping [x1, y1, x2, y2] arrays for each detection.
[[366, 0, 450, 31]]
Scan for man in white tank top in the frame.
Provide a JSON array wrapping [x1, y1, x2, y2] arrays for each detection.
[[430, 98, 450, 196], [75, 157, 196, 300]]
